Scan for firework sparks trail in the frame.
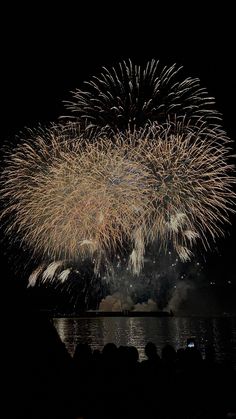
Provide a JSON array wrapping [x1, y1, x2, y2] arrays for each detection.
[[1, 121, 235, 277], [41, 261, 64, 284], [28, 264, 46, 287], [63, 59, 222, 133]]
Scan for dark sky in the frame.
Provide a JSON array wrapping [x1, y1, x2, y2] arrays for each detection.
[[1, 6, 235, 301]]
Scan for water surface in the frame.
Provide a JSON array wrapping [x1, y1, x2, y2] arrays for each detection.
[[53, 316, 236, 367]]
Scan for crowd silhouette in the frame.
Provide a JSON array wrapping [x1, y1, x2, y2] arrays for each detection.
[[5, 311, 236, 419]]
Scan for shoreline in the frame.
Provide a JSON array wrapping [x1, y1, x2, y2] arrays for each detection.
[[51, 310, 174, 318]]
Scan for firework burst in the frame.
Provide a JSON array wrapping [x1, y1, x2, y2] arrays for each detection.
[[63, 59, 222, 133], [0, 125, 153, 273], [135, 123, 236, 259], [0, 121, 235, 276]]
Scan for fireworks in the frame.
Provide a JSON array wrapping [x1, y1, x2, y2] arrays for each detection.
[[0, 58, 235, 290], [1, 121, 235, 277], [0, 126, 153, 273], [63, 59, 221, 133], [140, 123, 235, 256]]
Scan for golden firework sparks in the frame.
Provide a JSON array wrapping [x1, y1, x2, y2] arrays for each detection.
[[1, 121, 235, 276]]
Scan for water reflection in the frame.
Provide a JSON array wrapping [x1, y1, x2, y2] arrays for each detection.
[[53, 316, 236, 367]]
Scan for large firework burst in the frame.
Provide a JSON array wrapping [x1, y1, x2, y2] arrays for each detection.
[[132, 122, 235, 259], [0, 122, 235, 276], [0, 125, 152, 273], [63, 59, 222, 133]]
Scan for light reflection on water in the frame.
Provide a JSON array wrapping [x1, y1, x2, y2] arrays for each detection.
[[53, 316, 236, 367]]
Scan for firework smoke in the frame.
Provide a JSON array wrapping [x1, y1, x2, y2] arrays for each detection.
[[165, 280, 194, 312], [99, 292, 134, 312], [64, 59, 222, 133], [26, 250, 201, 312], [99, 292, 158, 312]]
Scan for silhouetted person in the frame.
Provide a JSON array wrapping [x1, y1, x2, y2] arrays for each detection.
[[5, 310, 79, 419], [145, 341, 160, 362]]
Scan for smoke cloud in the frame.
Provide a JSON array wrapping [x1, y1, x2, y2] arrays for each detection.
[[99, 292, 134, 311], [99, 293, 159, 312], [133, 299, 158, 311], [165, 280, 194, 312]]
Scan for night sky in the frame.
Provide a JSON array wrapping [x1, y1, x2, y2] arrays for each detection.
[[1, 6, 235, 312]]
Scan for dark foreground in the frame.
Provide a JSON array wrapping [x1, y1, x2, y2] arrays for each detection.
[[4, 310, 236, 419]]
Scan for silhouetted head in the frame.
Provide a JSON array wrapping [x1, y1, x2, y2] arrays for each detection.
[[74, 342, 92, 363], [161, 344, 176, 363], [128, 346, 139, 363], [145, 341, 158, 360], [102, 342, 118, 362]]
